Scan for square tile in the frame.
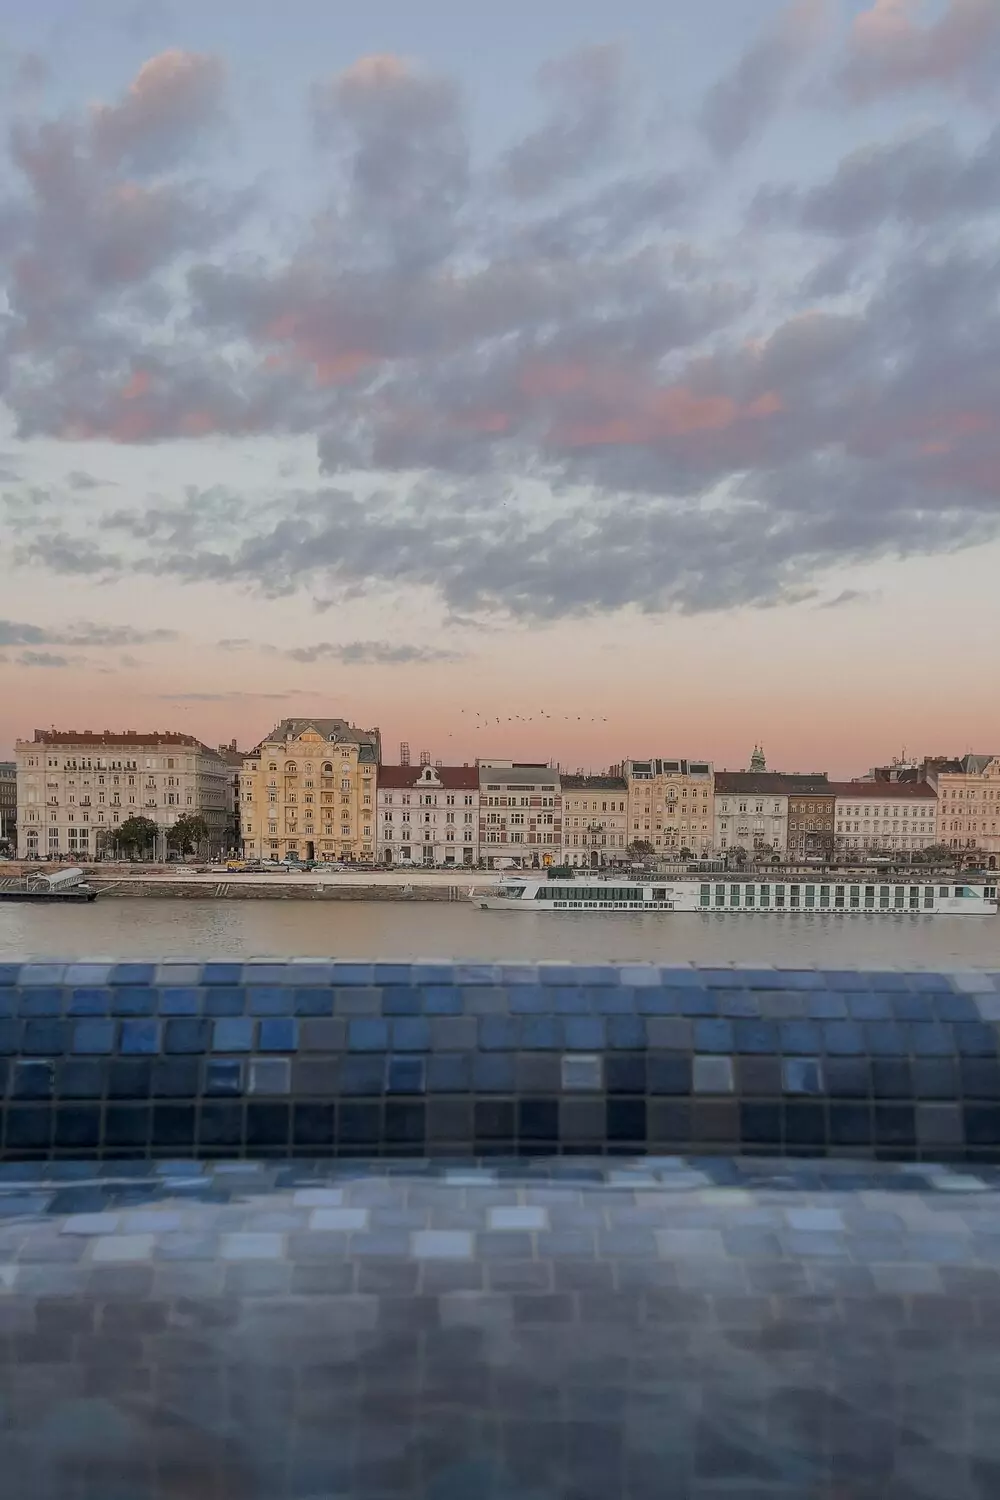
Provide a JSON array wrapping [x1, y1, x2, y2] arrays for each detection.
[[249, 1058, 290, 1095], [385, 1055, 426, 1093], [561, 1054, 602, 1091], [783, 1058, 824, 1095], [221, 1233, 284, 1260], [310, 1208, 369, 1231], [786, 1208, 844, 1233], [91, 1234, 155, 1263], [62, 1213, 122, 1236], [292, 1188, 344, 1208], [916, 1103, 963, 1146], [120, 1019, 160, 1055], [692, 1055, 734, 1094], [71, 1020, 115, 1054], [212, 1018, 255, 1052], [488, 1206, 548, 1231], [258, 1018, 297, 1052], [412, 1230, 473, 1259]]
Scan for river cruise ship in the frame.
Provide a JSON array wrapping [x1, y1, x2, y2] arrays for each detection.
[[475, 876, 999, 915]]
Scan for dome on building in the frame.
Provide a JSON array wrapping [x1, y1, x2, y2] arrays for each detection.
[[749, 745, 766, 773]]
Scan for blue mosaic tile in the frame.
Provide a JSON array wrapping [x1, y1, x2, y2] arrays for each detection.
[[784, 1058, 824, 1095], [242, 963, 294, 985], [715, 989, 761, 1018], [67, 988, 111, 1017], [110, 986, 155, 1017], [206, 1059, 244, 1096], [891, 994, 936, 1021], [0, 989, 15, 1017], [934, 993, 981, 1022], [564, 1017, 605, 1051], [847, 992, 893, 1020], [340, 1053, 386, 1095], [21, 1020, 68, 1055], [508, 985, 547, 1014], [158, 987, 202, 1016], [373, 964, 413, 986], [334, 987, 383, 1016], [386, 1055, 426, 1094], [635, 988, 682, 1016], [693, 1019, 734, 1053], [284, 962, 336, 985], [213, 1018, 255, 1053], [410, 963, 460, 984], [734, 1020, 780, 1054], [521, 1016, 562, 1050], [541, 986, 588, 1015], [606, 1015, 646, 1049], [954, 1022, 997, 1056], [804, 992, 850, 1019], [590, 986, 635, 1015], [154, 964, 203, 986], [381, 987, 422, 1015], [478, 1016, 519, 1051], [109, 963, 156, 985], [203, 987, 245, 1016], [426, 1053, 472, 1092], [259, 1018, 298, 1052], [907, 1023, 954, 1056], [201, 962, 244, 986], [163, 1019, 211, 1054], [822, 1022, 866, 1055], [388, 1016, 430, 1052], [120, 1019, 161, 1055], [12, 1060, 54, 1098], [474, 1053, 516, 1091], [330, 964, 375, 986], [618, 966, 662, 988], [348, 1019, 389, 1051], [864, 1022, 907, 1056], [71, 1020, 115, 1055], [18, 987, 64, 1016], [0, 1019, 20, 1054], [248, 986, 293, 1016], [17, 963, 67, 986], [779, 1020, 823, 1054], [291, 987, 334, 1017], [660, 967, 708, 987]]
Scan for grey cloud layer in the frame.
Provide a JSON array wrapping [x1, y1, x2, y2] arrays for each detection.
[[0, 619, 177, 647], [3, 22, 1000, 623]]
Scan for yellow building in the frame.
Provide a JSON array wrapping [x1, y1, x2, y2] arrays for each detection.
[[622, 757, 714, 856], [241, 717, 380, 863]]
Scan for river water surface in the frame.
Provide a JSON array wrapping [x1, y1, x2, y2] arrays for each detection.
[[1, 897, 999, 966]]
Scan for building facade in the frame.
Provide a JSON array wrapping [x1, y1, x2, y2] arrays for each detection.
[[241, 717, 380, 863], [478, 761, 562, 869], [622, 759, 714, 856], [378, 764, 478, 865], [932, 755, 1000, 865], [786, 792, 836, 861], [15, 731, 231, 859], [714, 773, 829, 858], [0, 762, 15, 849], [560, 775, 628, 866], [831, 782, 937, 857]]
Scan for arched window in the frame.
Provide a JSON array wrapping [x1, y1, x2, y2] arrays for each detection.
[[268, 763, 277, 772], [285, 761, 297, 773], [323, 762, 333, 773]]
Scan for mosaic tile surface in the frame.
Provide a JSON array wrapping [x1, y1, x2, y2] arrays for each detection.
[[2, 962, 1000, 1160], [2, 1155, 1000, 1497]]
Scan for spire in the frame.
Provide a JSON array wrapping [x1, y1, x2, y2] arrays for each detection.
[[749, 745, 766, 773]]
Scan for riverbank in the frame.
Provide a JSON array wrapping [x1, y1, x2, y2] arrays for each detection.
[[88, 878, 479, 900]]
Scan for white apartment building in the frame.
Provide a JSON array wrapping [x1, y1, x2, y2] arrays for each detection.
[[561, 775, 628, 867], [15, 730, 231, 859], [831, 781, 937, 855], [714, 773, 829, 856], [378, 764, 478, 865], [623, 758, 714, 856], [933, 755, 1000, 866], [478, 760, 562, 869]]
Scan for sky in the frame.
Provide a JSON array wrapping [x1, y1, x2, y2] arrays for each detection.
[[1, 0, 999, 776]]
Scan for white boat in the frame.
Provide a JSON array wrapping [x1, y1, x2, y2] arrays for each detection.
[[475, 876, 999, 915]]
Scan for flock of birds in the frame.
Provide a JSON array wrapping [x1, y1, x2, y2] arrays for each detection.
[[446, 710, 609, 736]]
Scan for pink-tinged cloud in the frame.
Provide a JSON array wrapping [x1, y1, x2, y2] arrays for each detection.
[[90, 50, 226, 169], [842, 0, 1000, 101], [518, 360, 783, 448]]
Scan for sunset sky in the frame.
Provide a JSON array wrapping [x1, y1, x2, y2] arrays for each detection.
[[1, 0, 999, 776]]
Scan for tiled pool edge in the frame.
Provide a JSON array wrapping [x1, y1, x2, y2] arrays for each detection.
[[0, 961, 999, 1161]]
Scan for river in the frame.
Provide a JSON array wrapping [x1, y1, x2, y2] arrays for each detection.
[[1, 897, 999, 966]]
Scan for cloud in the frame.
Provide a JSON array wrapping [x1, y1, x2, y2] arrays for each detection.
[[15, 650, 74, 668], [500, 44, 627, 197], [700, 0, 828, 157], [0, 619, 177, 647], [151, 690, 302, 702], [66, 470, 113, 490], [90, 50, 226, 171], [840, 0, 1000, 104], [310, 54, 467, 268], [753, 124, 1000, 235], [282, 640, 463, 664], [817, 588, 881, 609]]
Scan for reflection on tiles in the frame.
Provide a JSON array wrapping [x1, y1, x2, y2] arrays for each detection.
[[0, 1155, 1000, 1496]]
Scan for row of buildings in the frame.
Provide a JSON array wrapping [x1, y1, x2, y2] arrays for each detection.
[[8, 720, 999, 869]]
